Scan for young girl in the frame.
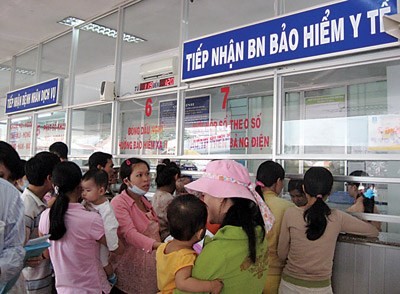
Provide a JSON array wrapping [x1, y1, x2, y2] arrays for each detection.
[[110, 158, 161, 294], [156, 194, 223, 294], [81, 169, 123, 286], [278, 167, 379, 293], [38, 162, 111, 293], [152, 160, 181, 241]]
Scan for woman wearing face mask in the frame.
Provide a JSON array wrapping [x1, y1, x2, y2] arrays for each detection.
[[110, 158, 161, 294]]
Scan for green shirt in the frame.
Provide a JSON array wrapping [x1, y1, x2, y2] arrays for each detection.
[[175, 225, 268, 294]]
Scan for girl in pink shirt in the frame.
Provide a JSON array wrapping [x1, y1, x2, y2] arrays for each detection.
[[39, 162, 110, 294], [111, 158, 161, 294]]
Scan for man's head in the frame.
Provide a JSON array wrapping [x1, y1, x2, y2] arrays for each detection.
[[0, 141, 23, 183], [26, 152, 60, 191], [49, 142, 68, 161], [88, 152, 114, 182]]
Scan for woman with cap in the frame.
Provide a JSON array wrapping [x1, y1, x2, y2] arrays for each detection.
[[177, 159, 274, 294], [278, 167, 379, 293]]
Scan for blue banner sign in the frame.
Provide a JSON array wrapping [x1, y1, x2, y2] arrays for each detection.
[[182, 0, 398, 81], [6, 78, 61, 114]]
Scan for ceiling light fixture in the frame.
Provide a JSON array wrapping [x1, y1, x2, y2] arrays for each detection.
[[0, 66, 35, 76], [58, 16, 146, 43]]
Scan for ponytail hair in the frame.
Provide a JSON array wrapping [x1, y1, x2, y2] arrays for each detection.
[[221, 198, 265, 263], [49, 162, 82, 240], [118, 158, 149, 193], [303, 167, 333, 241], [255, 160, 285, 199], [155, 161, 180, 188]]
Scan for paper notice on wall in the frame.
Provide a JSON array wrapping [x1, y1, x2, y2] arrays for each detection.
[[368, 115, 400, 151], [305, 95, 346, 119]]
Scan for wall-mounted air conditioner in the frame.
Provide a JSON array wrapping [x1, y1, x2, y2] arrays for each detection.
[[139, 56, 177, 80], [100, 81, 115, 101]]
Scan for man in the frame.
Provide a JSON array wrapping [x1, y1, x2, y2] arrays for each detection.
[[0, 141, 25, 292], [21, 152, 60, 293], [49, 141, 68, 161], [88, 152, 115, 197]]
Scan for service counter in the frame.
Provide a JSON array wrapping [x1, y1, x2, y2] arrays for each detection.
[[332, 232, 400, 294]]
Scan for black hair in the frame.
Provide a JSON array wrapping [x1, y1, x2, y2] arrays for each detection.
[[82, 169, 108, 190], [49, 162, 82, 240], [288, 179, 304, 194], [167, 194, 207, 241], [155, 161, 180, 188], [0, 141, 23, 181], [255, 160, 285, 198], [88, 152, 112, 170], [25, 152, 60, 186], [119, 158, 150, 193], [349, 170, 374, 213], [19, 159, 26, 177], [49, 142, 68, 160], [303, 167, 333, 241], [221, 198, 265, 263]]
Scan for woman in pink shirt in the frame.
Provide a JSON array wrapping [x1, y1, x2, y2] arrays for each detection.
[[39, 161, 110, 294], [111, 158, 161, 294]]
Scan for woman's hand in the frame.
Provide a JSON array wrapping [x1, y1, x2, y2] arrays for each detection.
[[152, 241, 162, 250]]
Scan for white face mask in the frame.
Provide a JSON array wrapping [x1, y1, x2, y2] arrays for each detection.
[[128, 184, 147, 196], [18, 179, 29, 191]]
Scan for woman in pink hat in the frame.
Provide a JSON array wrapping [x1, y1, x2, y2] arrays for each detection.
[[176, 159, 275, 294]]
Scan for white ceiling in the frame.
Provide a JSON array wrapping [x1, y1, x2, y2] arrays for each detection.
[[0, 0, 328, 65], [0, 0, 130, 62]]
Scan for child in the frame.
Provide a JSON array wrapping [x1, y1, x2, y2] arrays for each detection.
[[81, 169, 122, 286], [156, 194, 223, 294]]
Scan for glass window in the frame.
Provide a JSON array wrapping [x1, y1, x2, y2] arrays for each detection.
[[36, 111, 66, 153], [10, 116, 33, 156], [71, 104, 112, 156], [0, 60, 11, 97], [184, 79, 274, 162], [282, 61, 399, 155], [0, 120, 6, 141], [74, 13, 118, 104], [41, 33, 71, 106], [15, 48, 37, 90], [188, 1, 275, 39], [119, 94, 177, 156], [120, 1, 181, 97]]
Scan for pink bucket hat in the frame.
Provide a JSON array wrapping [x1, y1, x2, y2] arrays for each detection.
[[185, 160, 275, 232]]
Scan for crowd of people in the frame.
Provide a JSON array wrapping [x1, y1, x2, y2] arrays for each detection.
[[0, 140, 381, 294]]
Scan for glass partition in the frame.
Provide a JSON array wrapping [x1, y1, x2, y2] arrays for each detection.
[[70, 104, 112, 156], [119, 93, 177, 156], [10, 116, 32, 156], [185, 79, 274, 163], [0, 60, 11, 97], [36, 111, 66, 153], [74, 13, 118, 104], [282, 61, 398, 155], [120, 1, 181, 97], [15, 48, 37, 90]]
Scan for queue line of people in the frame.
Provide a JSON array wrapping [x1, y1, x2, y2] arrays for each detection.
[[0, 140, 381, 294]]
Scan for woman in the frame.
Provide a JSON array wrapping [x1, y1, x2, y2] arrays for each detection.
[[278, 167, 379, 293], [38, 161, 110, 293], [110, 158, 161, 294], [346, 170, 381, 230], [176, 159, 275, 293], [152, 159, 181, 241]]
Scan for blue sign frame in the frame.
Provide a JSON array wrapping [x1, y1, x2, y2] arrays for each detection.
[[182, 0, 398, 81], [6, 78, 62, 114]]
